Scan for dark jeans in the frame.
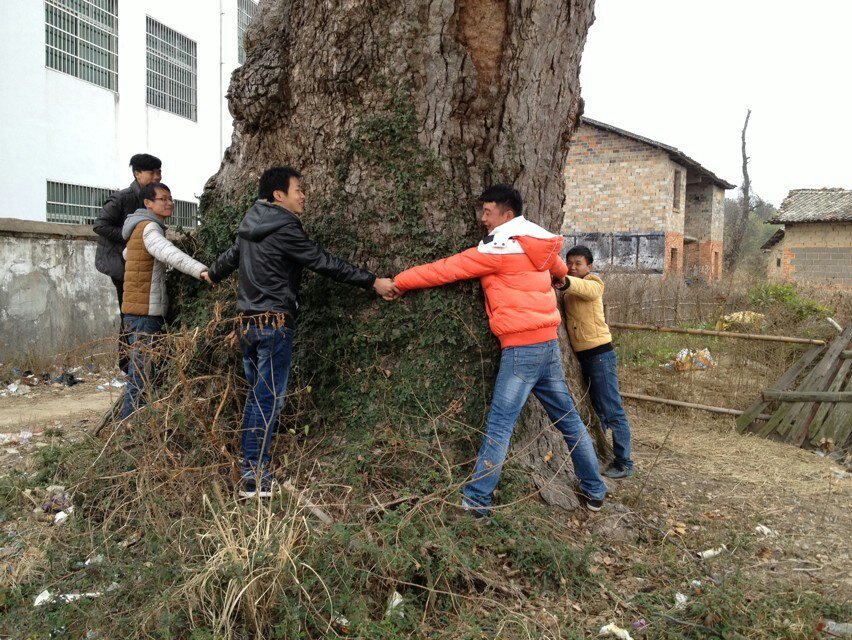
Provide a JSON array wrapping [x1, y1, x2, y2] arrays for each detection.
[[120, 314, 165, 420], [239, 321, 294, 481], [463, 340, 607, 516], [112, 278, 130, 374], [580, 349, 634, 470]]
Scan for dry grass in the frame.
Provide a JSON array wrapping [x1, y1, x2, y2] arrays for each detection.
[[3, 279, 851, 638], [167, 486, 319, 639]]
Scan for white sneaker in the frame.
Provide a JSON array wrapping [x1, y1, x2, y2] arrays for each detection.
[[238, 479, 278, 499]]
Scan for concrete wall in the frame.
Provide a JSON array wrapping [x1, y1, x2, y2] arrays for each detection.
[[781, 222, 852, 289], [0, 219, 117, 364], [0, 1, 248, 221], [563, 232, 666, 273]]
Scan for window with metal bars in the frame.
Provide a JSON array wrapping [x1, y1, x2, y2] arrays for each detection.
[[146, 17, 197, 121], [47, 180, 114, 224], [45, 0, 118, 91], [237, 0, 258, 64], [46, 180, 198, 228], [171, 200, 198, 229]]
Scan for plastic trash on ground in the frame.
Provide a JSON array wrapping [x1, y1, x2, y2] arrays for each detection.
[[715, 311, 765, 332], [85, 554, 105, 566], [697, 544, 727, 559], [331, 614, 351, 635], [41, 485, 72, 512], [33, 582, 118, 607], [385, 591, 404, 618], [674, 592, 689, 609], [818, 619, 852, 636], [755, 524, 776, 536], [54, 507, 74, 525], [599, 623, 634, 639], [661, 348, 716, 372], [6, 382, 31, 395]]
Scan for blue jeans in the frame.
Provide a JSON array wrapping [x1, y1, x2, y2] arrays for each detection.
[[463, 340, 608, 514], [120, 314, 166, 420], [239, 321, 294, 481], [580, 349, 633, 470]]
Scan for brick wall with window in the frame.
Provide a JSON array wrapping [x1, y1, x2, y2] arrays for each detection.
[[563, 124, 678, 235]]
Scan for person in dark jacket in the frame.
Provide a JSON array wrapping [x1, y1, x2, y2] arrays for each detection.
[[206, 166, 397, 497], [93, 153, 162, 373]]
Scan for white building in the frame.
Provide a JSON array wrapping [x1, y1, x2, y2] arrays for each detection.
[[0, 0, 259, 227]]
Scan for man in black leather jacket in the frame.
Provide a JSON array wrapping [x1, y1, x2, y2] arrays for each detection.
[[93, 153, 162, 373], [206, 166, 397, 497]]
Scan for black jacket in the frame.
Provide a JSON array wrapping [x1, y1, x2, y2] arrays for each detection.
[[93, 180, 143, 281], [208, 201, 376, 323]]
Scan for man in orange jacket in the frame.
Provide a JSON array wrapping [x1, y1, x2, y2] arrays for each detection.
[[393, 185, 608, 515]]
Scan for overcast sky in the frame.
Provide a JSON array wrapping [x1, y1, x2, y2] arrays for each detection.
[[579, 0, 852, 207]]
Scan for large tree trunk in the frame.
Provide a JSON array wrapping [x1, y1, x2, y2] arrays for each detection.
[[190, 0, 597, 512]]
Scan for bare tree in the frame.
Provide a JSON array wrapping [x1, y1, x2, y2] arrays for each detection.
[[726, 108, 753, 269]]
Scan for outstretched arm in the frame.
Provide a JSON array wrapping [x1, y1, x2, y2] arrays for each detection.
[[549, 256, 568, 280], [394, 248, 500, 293], [562, 276, 603, 301], [207, 241, 240, 283], [279, 222, 376, 289], [142, 224, 208, 279]]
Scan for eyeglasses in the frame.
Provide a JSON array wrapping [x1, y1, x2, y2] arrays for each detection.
[[153, 197, 174, 203]]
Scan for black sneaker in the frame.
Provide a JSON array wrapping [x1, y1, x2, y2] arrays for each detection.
[[602, 464, 634, 479], [583, 496, 605, 512]]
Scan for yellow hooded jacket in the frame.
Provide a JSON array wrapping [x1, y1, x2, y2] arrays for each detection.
[[561, 273, 613, 353]]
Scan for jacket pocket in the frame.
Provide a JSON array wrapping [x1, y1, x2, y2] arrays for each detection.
[[571, 319, 597, 343]]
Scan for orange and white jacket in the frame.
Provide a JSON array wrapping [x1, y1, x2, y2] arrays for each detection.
[[394, 216, 568, 348]]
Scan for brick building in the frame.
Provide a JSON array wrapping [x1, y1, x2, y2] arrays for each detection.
[[563, 118, 734, 280], [762, 188, 852, 289]]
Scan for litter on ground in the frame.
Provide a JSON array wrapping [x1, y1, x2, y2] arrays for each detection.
[[661, 348, 715, 372]]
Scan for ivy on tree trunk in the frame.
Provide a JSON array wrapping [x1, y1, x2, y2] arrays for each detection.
[[173, 0, 599, 511]]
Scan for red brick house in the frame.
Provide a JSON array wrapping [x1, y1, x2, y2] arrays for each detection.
[[563, 118, 735, 281]]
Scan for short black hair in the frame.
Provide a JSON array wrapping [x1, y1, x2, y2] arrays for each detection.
[[140, 182, 171, 203], [130, 153, 162, 172], [259, 166, 302, 202], [567, 245, 594, 264], [478, 184, 522, 218]]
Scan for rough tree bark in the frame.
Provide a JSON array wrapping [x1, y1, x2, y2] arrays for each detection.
[[197, 0, 598, 511]]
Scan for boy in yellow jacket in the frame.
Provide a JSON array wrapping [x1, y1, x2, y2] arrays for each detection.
[[561, 246, 634, 478]]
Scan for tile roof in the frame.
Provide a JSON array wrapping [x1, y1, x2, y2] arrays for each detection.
[[760, 228, 785, 250], [770, 188, 852, 224], [581, 117, 736, 190]]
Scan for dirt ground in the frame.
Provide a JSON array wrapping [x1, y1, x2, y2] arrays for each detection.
[[0, 376, 119, 473], [609, 401, 851, 588], [1, 365, 849, 635]]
